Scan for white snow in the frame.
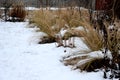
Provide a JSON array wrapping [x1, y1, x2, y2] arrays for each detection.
[[25, 7, 40, 11], [0, 22, 107, 80]]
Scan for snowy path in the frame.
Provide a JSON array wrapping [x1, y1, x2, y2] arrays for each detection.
[[0, 22, 104, 80]]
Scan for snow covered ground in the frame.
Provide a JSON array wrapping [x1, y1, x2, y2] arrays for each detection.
[[0, 22, 108, 80]]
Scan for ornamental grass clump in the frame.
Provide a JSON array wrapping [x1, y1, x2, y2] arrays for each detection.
[[63, 18, 120, 79], [10, 2, 26, 22], [31, 10, 59, 43]]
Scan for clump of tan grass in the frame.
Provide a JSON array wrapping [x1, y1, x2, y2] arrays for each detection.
[[62, 15, 105, 71], [10, 2, 26, 22], [63, 18, 120, 72], [61, 11, 106, 71], [31, 10, 59, 42]]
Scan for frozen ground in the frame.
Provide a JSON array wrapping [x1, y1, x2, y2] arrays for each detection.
[[0, 22, 108, 80]]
